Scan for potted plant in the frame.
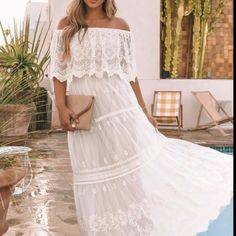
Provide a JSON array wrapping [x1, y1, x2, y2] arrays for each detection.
[[0, 152, 25, 235], [0, 15, 50, 144]]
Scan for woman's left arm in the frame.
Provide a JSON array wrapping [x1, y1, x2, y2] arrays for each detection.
[[130, 78, 158, 127]]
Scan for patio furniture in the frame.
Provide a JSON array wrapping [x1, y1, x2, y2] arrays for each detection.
[[0, 146, 32, 195], [151, 91, 183, 135], [191, 91, 233, 136]]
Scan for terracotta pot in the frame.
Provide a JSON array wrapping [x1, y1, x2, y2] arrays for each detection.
[[0, 104, 32, 136], [0, 104, 35, 145], [0, 168, 25, 236]]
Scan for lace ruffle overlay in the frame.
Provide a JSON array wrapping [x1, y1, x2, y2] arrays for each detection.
[[50, 28, 138, 88]]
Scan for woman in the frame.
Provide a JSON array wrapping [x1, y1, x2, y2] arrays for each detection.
[[50, 0, 233, 235]]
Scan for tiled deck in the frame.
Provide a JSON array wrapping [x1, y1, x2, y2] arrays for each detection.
[[160, 128, 233, 147], [3, 128, 233, 235], [4, 132, 77, 236]]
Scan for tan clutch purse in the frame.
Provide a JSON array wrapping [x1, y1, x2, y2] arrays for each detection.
[[66, 95, 95, 130]]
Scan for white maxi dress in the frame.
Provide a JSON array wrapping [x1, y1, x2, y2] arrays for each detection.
[[50, 28, 233, 236]]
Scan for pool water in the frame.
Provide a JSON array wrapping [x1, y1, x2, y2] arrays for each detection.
[[197, 198, 233, 236], [197, 148, 233, 236], [210, 146, 233, 155]]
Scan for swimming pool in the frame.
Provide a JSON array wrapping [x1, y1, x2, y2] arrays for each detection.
[[211, 146, 233, 155], [197, 148, 233, 236]]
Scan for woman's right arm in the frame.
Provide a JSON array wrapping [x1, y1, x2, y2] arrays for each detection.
[[53, 78, 78, 131], [53, 17, 78, 131]]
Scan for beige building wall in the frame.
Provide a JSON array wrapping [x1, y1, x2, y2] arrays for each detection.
[[25, 2, 51, 90]]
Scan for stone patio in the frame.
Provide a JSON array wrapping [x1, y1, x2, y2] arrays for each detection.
[[160, 127, 233, 147], [3, 128, 233, 236], [4, 132, 78, 236]]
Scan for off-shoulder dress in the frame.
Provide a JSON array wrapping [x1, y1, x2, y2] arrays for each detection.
[[50, 28, 233, 236]]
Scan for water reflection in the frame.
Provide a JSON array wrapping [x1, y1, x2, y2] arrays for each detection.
[[4, 133, 233, 236], [5, 133, 80, 235], [197, 198, 233, 236]]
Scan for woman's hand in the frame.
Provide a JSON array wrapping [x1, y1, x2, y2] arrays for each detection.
[[145, 113, 158, 128], [130, 79, 158, 128], [57, 105, 80, 131], [141, 106, 158, 128]]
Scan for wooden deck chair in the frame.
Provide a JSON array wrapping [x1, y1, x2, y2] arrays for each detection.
[[151, 91, 183, 135], [191, 91, 233, 136]]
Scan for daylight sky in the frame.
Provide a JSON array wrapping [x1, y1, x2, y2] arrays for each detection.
[[0, 0, 48, 26], [0, 0, 48, 44]]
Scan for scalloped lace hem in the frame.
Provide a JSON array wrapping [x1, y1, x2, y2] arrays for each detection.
[[193, 192, 233, 235], [73, 70, 136, 81], [51, 70, 137, 87], [76, 190, 233, 236]]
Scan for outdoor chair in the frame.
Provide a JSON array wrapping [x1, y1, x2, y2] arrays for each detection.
[[151, 91, 183, 135], [191, 91, 233, 136]]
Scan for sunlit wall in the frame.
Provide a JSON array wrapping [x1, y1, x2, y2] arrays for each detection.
[[0, 0, 48, 45]]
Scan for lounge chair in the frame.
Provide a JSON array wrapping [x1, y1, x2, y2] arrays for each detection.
[[191, 91, 233, 136], [151, 91, 183, 135]]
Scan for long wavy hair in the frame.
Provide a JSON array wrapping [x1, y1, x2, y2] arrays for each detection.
[[61, 0, 117, 62]]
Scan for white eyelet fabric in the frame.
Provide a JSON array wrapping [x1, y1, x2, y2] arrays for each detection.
[[49, 28, 233, 236]]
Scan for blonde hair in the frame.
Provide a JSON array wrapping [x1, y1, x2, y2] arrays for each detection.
[[61, 0, 117, 62]]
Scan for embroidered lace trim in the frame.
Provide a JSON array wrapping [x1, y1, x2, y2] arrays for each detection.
[[50, 28, 138, 87], [77, 197, 157, 236]]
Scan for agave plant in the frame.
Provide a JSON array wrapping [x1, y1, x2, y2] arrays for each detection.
[[0, 15, 50, 104], [0, 15, 51, 144]]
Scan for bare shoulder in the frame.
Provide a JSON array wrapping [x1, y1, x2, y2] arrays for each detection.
[[57, 16, 70, 30], [110, 17, 130, 31]]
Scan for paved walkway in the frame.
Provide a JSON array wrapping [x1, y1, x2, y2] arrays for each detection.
[[5, 133, 80, 236], [4, 129, 233, 235]]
